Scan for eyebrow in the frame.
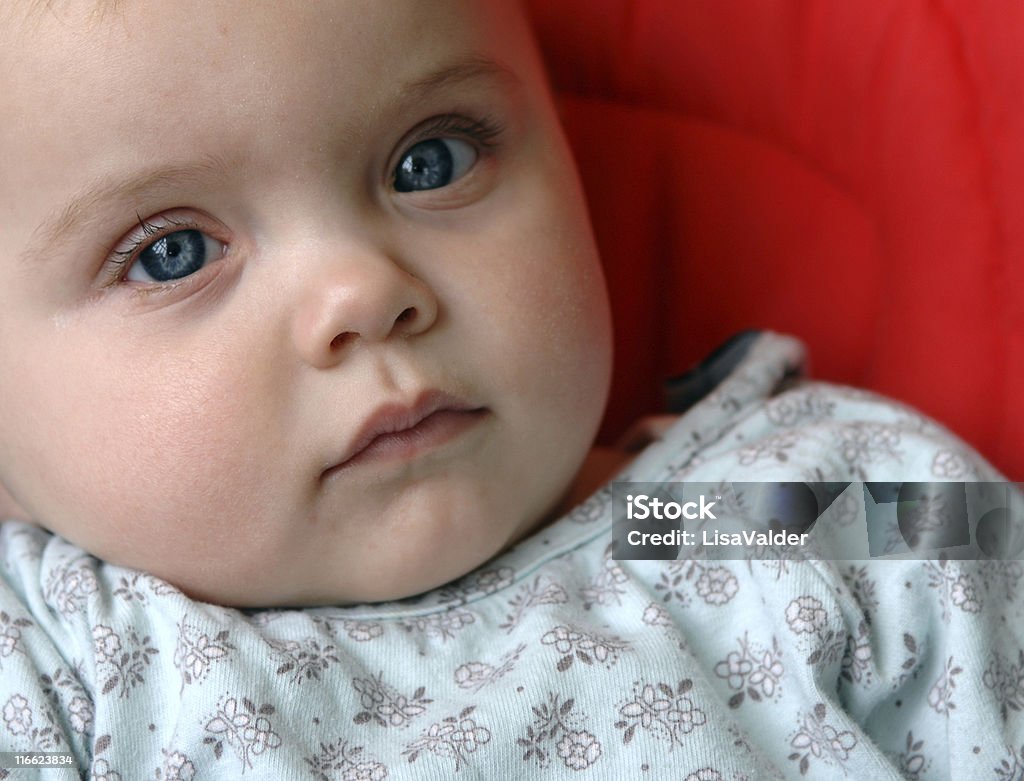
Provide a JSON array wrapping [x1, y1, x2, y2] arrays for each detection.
[[398, 55, 520, 102], [19, 154, 238, 267], [19, 55, 520, 266]]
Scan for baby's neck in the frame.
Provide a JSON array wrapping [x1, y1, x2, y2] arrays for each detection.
[[557, 445, 632, 515], [499, 445, 633, 553]]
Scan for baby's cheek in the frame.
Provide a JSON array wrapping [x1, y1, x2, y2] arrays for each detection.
[[507, 255, 610, 417], [125, 366, 272, 503], [44, 349, 274, 558], [502, 167, 609, 390]]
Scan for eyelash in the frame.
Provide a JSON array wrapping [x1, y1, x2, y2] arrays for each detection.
[[406, 112, 506, 153], [391, 112, 506, 189], [103, 213, 210, 289]]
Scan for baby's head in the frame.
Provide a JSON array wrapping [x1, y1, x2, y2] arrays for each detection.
[[0, 1, 612, 605]]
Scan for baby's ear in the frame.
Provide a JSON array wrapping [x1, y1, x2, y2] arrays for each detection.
[[0, 481, 31, 523]]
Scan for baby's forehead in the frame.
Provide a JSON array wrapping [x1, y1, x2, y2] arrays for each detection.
[[5, 1, 537, 78], [0, 1, 545, 263], [3, 1, 543, 146], [8, 0, 122, 24]]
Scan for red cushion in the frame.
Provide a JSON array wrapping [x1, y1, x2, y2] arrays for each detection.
[[528, 0, 1024, 478]]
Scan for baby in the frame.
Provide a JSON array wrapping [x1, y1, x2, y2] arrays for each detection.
[[0, 2, 1021, 779], [0, 0, 618, 607]]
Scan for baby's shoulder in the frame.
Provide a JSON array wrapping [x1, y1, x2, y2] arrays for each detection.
[[671, 378, 999, 484]]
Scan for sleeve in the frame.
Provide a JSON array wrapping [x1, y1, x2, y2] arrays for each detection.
[[0, 523, 90, 780], [682, 380, 1023, 779]]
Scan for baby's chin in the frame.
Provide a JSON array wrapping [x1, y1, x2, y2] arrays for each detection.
[[15, 413, 614, 608], [177, 555, 497, 609], [153, 512, 527, 609], [0, 482, 32, 523]]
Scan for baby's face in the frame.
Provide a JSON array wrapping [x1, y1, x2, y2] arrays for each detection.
[[0, 1, 611, 605]]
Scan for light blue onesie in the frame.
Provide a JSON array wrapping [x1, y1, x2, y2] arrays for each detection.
[[0, 332, 1021, 779]]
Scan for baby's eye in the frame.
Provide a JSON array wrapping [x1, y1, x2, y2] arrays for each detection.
[[393, 138, 477, 192], [126, 229, 225, 283]]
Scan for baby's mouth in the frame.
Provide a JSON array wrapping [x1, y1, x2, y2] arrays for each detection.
[[321, 391, 488, 479]]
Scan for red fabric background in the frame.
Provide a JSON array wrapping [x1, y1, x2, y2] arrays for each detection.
[[527, 0, 1024, 479]]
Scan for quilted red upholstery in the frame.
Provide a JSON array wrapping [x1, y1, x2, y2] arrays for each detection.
[[527, 0, 1024, 479]]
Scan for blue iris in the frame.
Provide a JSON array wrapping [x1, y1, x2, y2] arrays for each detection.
[[394, 139, 454, 192], [138, 230, 208, 282]]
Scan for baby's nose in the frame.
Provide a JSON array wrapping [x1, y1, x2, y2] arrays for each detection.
[[291, 250, 438, 369]]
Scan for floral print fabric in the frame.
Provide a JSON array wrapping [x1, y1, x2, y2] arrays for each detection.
[[0, 332, 1020, 779]]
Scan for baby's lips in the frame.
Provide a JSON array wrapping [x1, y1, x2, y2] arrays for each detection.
[[322, 389, 486, 476]]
